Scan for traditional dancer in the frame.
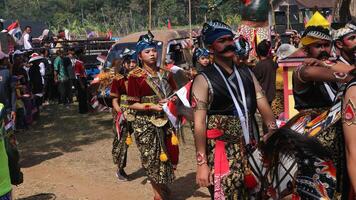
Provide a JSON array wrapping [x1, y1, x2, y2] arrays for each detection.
[[127, 32, 176, 200], [263, 21, 356, 199], [110, 48, 136, 181], [192, 20, 276, 199], [334, 20, 356, 197]]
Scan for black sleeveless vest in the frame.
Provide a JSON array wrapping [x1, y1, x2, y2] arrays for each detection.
[[200, 64, 257, 116], [293, 74, 338, 110]]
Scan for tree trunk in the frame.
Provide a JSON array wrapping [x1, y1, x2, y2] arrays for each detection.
[[334, 0, 353, 22]]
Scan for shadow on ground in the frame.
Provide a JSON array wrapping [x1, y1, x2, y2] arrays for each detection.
[[16, 193, 57, 200], [171, 172, 210, 200], [17, 104, 113, 168]]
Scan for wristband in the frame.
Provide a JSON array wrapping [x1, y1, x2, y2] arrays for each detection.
[[144, 105, 151, 111], [196, 152, 207, 166]]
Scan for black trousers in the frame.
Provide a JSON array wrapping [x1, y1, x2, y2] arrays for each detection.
[[58, 80, 72, 104], [76, 78, 88, 114]]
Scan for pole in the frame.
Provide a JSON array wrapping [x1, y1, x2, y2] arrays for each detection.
[[149, 0, 152, 30], [189, 0, 192, 41]]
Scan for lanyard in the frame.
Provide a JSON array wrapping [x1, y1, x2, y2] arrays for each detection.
[[144, 69, 167, 98], [323, 82, 336, 101], [213, 64, 250, 144]]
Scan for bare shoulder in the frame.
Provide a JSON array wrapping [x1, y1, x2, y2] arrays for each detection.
[[192, 74, 208, 89]]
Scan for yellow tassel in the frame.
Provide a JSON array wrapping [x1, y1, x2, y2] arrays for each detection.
[[160, 152, 168, 162], [126, 134, 132, 145], [171, 133, 179, 145]]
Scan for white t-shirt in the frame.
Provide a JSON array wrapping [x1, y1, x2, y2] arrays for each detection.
[[23, 33, 32, 49], [39, 62, 45, 84]]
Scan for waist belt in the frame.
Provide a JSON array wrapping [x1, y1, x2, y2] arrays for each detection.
[[141, 95, 160, 104], [120, 95, 129, 108], [207, 114, 244, 143]]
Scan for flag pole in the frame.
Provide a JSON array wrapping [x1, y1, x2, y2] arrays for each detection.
[[189, 0, 192, 41], [149, 0, 152, 30]]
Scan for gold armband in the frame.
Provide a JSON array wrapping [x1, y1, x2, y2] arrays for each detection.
[[192, 93, 208, 111]]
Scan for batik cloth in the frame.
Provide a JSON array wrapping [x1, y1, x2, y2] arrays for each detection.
[[294, 108, 346, 199], [112, 111, 132, 169], [131, 114, 175, 184], [206, 114, 251, 200]]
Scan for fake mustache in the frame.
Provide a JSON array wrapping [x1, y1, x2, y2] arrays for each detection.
[[219, 45, 237, 54], [317, 51, 330, 60]]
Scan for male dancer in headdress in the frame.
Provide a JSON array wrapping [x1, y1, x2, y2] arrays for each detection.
[[110, 48, 136, 181], [274, 21, 356, 198], [192, 20, 276, 199], [332, 20, 356, 198], [333, 21, 356, 66]]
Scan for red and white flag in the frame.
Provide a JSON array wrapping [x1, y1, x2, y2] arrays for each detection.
[[7, 21, 22, 42], [163, 81, 193, 127], [165, 63, 183, 74], [162, 99, 178, 128], [176, 81, 192, 108], [115, 112, 126, 140]]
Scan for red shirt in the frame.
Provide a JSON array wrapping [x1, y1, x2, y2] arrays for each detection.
[[110, 77, 127, 98], [74, 60, 86, 78], [127, 68, 177, 103]]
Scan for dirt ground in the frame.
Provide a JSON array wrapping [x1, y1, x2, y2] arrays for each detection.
[[13, 103, 210, 200]]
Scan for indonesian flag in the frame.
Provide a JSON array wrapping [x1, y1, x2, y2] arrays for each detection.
[[7, 21, 22, 42], [90, 96, 108, 112], [163, 81, 193, 127], [115, 112, 125, 140], [163, 99, 178, 128], [176, 81, 192, 108], [165, 63, 183, 74]]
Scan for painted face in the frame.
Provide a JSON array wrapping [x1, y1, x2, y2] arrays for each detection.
[[139, 48, 157, 65], [198, 56, 210, 67], [341, 33, 356, 56], [307, 40, 331, 59], [210, 35, 236, 58]]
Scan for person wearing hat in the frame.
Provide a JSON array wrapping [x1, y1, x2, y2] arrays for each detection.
[[289, 19, 356, 198], [110, 48, 136, 181], [331, 21, 356, 198], [234, 35, 252, 65], [126, 32, 177, 200], [191, 20, 276, 199], [192, 48, 211, 72], [332, 21, 356, 66], [28, 53, 45, 117], [293, 25, 355, 112]]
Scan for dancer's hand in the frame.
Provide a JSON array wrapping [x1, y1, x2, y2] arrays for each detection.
[[196, 164, 211, 187], [151, 104, 163, 112]]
